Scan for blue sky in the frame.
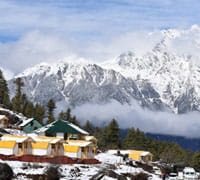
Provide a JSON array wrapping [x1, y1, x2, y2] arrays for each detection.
[[0, 0, 200, 43], [0, 0, 200, 74]]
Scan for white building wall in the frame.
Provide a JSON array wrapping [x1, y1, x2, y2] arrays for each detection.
[[32, 149, 47, 156], [47, 146, 52, 155], [0, 148, 13, 155], [65, 152, 78, 158], [13, 145, 19, 155], [77, 149, 81, 158], [58, 145, 64, 155], [26, 143, 32, 154], [88, 147, 94, 158], [64, 148, 81, 158], [56, 133, 64, 138]]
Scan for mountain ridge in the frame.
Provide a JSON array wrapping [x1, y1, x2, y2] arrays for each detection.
[[8, 26, 200, 114]]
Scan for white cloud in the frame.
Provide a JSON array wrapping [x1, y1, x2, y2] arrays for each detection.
[[166, 25, 200, 64], [0, 29, 162, 73], [85, 30, 162, 60], [0, 30, 77, 73], [2, 25, 200, 74], [73, 100, 200, 138]]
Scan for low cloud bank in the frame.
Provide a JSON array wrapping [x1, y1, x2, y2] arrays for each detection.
[[73, 100, 200, 138]]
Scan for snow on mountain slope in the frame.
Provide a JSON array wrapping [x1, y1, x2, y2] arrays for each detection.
[[9, 61, 165, 111], [8, 25, 200, 114], [102, 26, 200, 113]]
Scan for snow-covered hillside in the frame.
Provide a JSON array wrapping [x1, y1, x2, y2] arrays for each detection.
[[1, 153, 162, 180], [8, 25, 200, 113], [9, 61, 165, 111]]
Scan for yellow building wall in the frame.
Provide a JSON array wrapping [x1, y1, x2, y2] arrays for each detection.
[[128, 151, 142, 161], [128, 150, 153, 162]]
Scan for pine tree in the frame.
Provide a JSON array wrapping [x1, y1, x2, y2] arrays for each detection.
[[21, 94, 29, 112], [58, 111, 65, 120], [57, 108, 80, 126], [23, 101, 34, 118], [66, 108, 71, 121], [103, 119, 120, 149], [83, 120, 94, 135], [47, 99, 56, 124], [190, 151, 200, 171], [12, 77, 24, 113], [160, 142, 186, 164], [123, 128, 148, 150], [71, 115, 80, 126], [34, 104, 45, 125], [0, 70, 11, 108], [94, 126, 104, 149], [58, 108, 71, 121], [123, 128, 136, 148]]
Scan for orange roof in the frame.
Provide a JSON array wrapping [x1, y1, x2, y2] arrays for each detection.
[[31, 142, 49, 149], [0, 140, 16, 149], [36, 136, 60, 140], [64, 144, 79, 153]]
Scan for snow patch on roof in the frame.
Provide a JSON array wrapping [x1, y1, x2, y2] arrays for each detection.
[[19, 118, 34, 127], [32, 135, 62, 143], [1, 135, 33, 143], [69, 123, 89, 135], [84, 136, 96, 141], [141, 151, 151, 156], [66, 140, 92, 147], [34, 120, 60, 133]]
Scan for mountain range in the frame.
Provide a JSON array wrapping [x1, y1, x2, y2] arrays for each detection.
[[8, 25, 200, 114]]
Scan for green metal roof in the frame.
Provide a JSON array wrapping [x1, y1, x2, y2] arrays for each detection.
[[36, 120, 88, 135], [23, 120, 42, 133]]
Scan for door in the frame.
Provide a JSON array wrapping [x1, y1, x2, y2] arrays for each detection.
[[18, 143, 23, 155], [51, 144, 56, 155]]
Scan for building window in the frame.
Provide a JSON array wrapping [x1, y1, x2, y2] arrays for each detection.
[[18, 143, 22, 149], [64, 133, 68, 140], [81, 147, 84, 152], [69, 134, 78, 140], [52, 144, 56, 149]]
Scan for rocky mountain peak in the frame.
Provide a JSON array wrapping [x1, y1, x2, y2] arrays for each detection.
[[8, 26, 200, 114]]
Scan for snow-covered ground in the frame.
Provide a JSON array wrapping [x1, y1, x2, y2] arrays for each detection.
[[0, 153, 162, 180]]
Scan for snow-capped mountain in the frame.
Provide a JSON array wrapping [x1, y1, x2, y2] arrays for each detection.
[[102, 26, 200, 113], [8, 26, 200, 113], [9, 61, 165, 111]]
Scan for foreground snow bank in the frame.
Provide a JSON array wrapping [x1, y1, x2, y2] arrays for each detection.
[[0, 153, 162, 180]]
